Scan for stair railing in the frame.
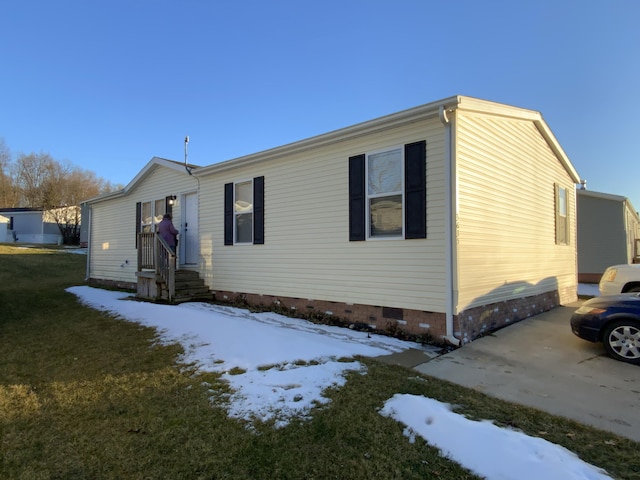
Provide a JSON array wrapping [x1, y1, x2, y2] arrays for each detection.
[[137, 232, 177, 301], [138, 232, 155, 270]]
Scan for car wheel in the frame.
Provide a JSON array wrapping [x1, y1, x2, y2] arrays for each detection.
[[628, 286, 640, 293], [603, 320, 640, 365]]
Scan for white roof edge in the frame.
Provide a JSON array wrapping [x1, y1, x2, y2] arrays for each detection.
[[577, 189, 627, 202], [194, 95, 462, 176], [454, 96, 581, 183], [578, 189, 640, 219], [194, 95, 580, 183], [82, 96, 582, 199], [83, 157, 193, 205], [532, 119, 581, 183], [454, 95, 542, 120]]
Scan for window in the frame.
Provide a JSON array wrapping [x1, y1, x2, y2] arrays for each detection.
[[135, 196, 175, 247], [154, 199, 166, 224], [224, 176, 265, 245], [141, 199, 168, 232], [555, 183, 569, 245], [235, 180, 253, 244], [367, 148, 403, 238], [141, 201, 153, 233], [349, 141, 426, 241]]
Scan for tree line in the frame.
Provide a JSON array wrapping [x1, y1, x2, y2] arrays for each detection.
[[0, 138, 121, 244]]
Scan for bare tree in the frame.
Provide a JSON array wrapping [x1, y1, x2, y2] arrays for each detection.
[[0, 138, 18, 208], [48, 167, 110, 244], [1, 141, 120, 243], [12, 152, 117, 244], [13, 153, 58, 208], [44, 205, 82, 245]]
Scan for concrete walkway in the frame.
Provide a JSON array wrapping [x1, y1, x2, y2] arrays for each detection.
[[378, 303, 640, 442]]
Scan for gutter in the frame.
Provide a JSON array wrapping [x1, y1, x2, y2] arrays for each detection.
[[85, 204, 92, 282], [194, 97, 460, 177], [439, 105, 461, 347]]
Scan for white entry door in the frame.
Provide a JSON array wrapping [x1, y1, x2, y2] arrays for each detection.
[[181, 192, 199, 265]]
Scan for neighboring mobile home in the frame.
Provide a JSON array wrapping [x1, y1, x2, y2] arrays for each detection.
[[0, 208, 63, 245], [576, 189, 640, 283], [84, 95, 581, 344]]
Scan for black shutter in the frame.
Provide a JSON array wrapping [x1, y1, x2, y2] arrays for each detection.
[[165, 196, 173, 217], [253, 176, 264, 245], [224, 183, 233, 245], [404, 140, 427, 239], [349, 154, 366, 241], [135, 202, 141, 247]]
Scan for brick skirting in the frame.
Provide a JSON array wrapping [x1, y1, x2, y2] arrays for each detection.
[[212, 290, 447, 342], [86, 278, 568, 346], [457, 290, 562, 343], [213, 288, 567, 346]]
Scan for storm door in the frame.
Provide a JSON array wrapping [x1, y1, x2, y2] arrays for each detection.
[[180, 192, 199, 265]]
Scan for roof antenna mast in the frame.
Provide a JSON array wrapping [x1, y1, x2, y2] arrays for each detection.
[[184, 135, 192, 175]]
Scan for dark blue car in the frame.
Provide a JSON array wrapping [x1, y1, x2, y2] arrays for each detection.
[[571, 293, 640, 365]]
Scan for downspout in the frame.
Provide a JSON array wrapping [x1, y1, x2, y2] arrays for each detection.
[[85, 204, 92, 281], [439, 105, 461, 346]]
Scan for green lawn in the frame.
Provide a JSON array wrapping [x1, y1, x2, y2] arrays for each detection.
[[0, 244, 638, 479]]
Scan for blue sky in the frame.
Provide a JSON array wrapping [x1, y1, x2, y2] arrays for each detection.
[[1, 1, 638, 209]]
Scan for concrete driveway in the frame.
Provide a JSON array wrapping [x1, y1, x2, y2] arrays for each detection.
[[411, 302, 640, 442]]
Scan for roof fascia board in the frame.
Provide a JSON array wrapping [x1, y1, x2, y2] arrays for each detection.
[[0, 210, 43, 216], [455, 96, 542, 121], [578, 189, 640, 221], [533, 120, 581, 183], [82, 189, 125, 205], [128, 157, 189, 188], [577, 189, 626, 203], [195, 96, 461, 177], [0, 207, 44, 213], [84, 156, 187, 205], [453, 96, 581, 183], [195, 95, 579, 181]]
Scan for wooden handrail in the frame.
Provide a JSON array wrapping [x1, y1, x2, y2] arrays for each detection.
[[137, 232, 176, 301], [138, 232, 155, 270], [155, 234, 176, 301]]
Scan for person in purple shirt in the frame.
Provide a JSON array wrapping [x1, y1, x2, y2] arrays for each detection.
[[157, 213, 179, 253]]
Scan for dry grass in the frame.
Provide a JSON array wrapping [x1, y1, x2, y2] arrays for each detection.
[[1, 244, 638, 479]]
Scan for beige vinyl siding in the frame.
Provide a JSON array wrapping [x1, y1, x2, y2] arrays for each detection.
[[89, 165, 196, 283], [455, 111, 577, 312], [198, 117, 449, 312], [90, 194, 137, 283]]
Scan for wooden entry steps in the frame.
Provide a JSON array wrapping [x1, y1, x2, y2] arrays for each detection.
[[173, 269, 213, 302], [136, 269, 213, 303]]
